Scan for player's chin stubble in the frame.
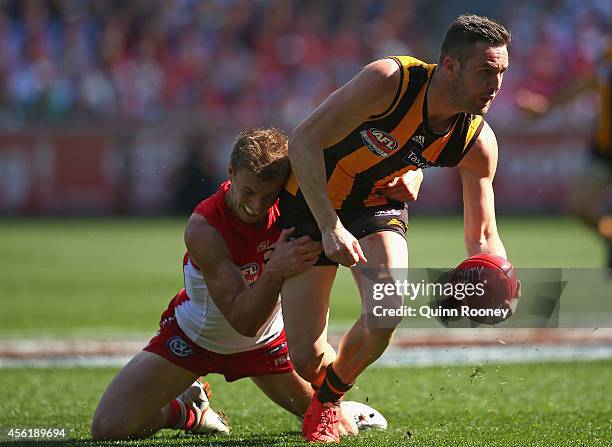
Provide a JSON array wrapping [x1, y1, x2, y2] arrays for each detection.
[[450, 75, 488, 116]]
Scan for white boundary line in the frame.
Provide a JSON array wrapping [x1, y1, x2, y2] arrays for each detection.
[[1, 329, 611, 368], [1, 345, 611, 369]]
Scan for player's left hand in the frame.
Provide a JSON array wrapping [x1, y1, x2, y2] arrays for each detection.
[[322, 224, 367, 267], [377, 169, 423, 202]]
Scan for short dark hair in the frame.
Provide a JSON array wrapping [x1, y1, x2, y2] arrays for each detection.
[[230, 128, 290, 181], [439, 14, 511, 64]]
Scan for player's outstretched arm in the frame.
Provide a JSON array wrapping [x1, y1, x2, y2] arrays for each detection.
[[288, 58, 401, 266], [457, 121, 507, 259], [185, 215, 321, 337]]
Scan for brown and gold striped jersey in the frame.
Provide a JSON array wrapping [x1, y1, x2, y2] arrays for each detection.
[[285, 56, 485, 210]]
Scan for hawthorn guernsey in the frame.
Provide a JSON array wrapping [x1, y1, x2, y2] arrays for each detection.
[[278, 14, 515, 443], [360, 128, 399, 157]]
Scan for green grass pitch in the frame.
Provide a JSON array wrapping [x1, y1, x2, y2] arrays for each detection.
[[0, 216, 610, 446], [0, 361, 610, 446], [0, 216, 605, 336]]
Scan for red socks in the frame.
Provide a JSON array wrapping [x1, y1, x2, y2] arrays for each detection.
[[168, 398, 196, 430]]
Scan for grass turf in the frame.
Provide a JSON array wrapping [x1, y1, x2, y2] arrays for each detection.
[[0, 217, 609, 446], [0, 216, 605, 337], [0, 361, 610, 446]]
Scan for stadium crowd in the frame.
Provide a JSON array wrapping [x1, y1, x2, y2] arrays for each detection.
[[0, 0, 608, 132]]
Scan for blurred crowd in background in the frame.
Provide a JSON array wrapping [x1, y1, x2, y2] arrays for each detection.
[[0, 0, 609, 214], [1, 0, 608, 128]]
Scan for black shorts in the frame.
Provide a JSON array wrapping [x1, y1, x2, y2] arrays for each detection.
[[278, 190, 408, 266]]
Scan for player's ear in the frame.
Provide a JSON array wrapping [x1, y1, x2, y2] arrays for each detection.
[[227, 165, 233, 181], [442, 55, 460, 77]]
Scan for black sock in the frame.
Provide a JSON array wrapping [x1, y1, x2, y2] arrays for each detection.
[[317, 363, 353, 404]]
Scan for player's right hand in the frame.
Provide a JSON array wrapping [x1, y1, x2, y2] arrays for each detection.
[[322, 225, 367, 267], [264, 228, 322, 277]]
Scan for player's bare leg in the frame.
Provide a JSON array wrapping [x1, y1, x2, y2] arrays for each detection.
[[92, 351, 198, 439], [298, 232, 406, 442], [251, 371, 312, 417], [280, 266, 338, 386], [333, 230, 408, 384]]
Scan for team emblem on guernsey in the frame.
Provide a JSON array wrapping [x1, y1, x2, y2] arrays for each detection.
[[167, 336, 193, 358], [241, 263, 259, 285], [360, 128, 399, 157]]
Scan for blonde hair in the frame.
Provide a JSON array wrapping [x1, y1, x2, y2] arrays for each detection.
[[230, 128, 290, 181]]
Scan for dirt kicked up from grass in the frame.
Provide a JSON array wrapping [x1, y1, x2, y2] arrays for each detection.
[[0, 360, 610, 446]]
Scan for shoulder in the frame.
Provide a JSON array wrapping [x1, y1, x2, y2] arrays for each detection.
[[471, 120, 497, 151], [458, 120, 498, 178], [184, 213, 231, 266], [338, 58, 403, 116], [193, 182, 226, 219], [393, 55, 431, 70], [354, 58, 402, 91]]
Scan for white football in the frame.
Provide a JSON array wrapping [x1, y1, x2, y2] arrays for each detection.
[[340, 401, 388, 430]]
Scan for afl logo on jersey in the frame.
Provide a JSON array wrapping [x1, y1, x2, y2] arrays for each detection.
[[167, 336, 193, 358], [241, 262, 259, 285], [360, 128, 399, 158]]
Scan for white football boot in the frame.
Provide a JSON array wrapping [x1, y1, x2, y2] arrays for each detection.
[[175, 379, 231, 435], [340, 401, 388, 431]]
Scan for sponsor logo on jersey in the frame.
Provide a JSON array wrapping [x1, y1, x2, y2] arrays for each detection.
[[374, 209, 402, 217], [257, 240, 272, 253], [241, 262, 259, 285], [167, 336, 193, 358], [360, 128, 399, 157], [273, 354, 290, 368], [401, 150, 434, 169]]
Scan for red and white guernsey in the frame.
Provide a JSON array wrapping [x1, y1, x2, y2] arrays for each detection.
[[175, 181, 284, 354]]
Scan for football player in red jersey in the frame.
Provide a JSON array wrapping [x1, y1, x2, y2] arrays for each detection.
[[91, 128, 423, 440]]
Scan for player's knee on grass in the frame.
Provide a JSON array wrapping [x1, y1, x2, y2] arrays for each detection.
[[91, 410, 133, 440], [91, 399, 155, 440]]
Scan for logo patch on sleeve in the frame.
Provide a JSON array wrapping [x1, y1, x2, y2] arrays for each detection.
[[360, 128, 399, 157]]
